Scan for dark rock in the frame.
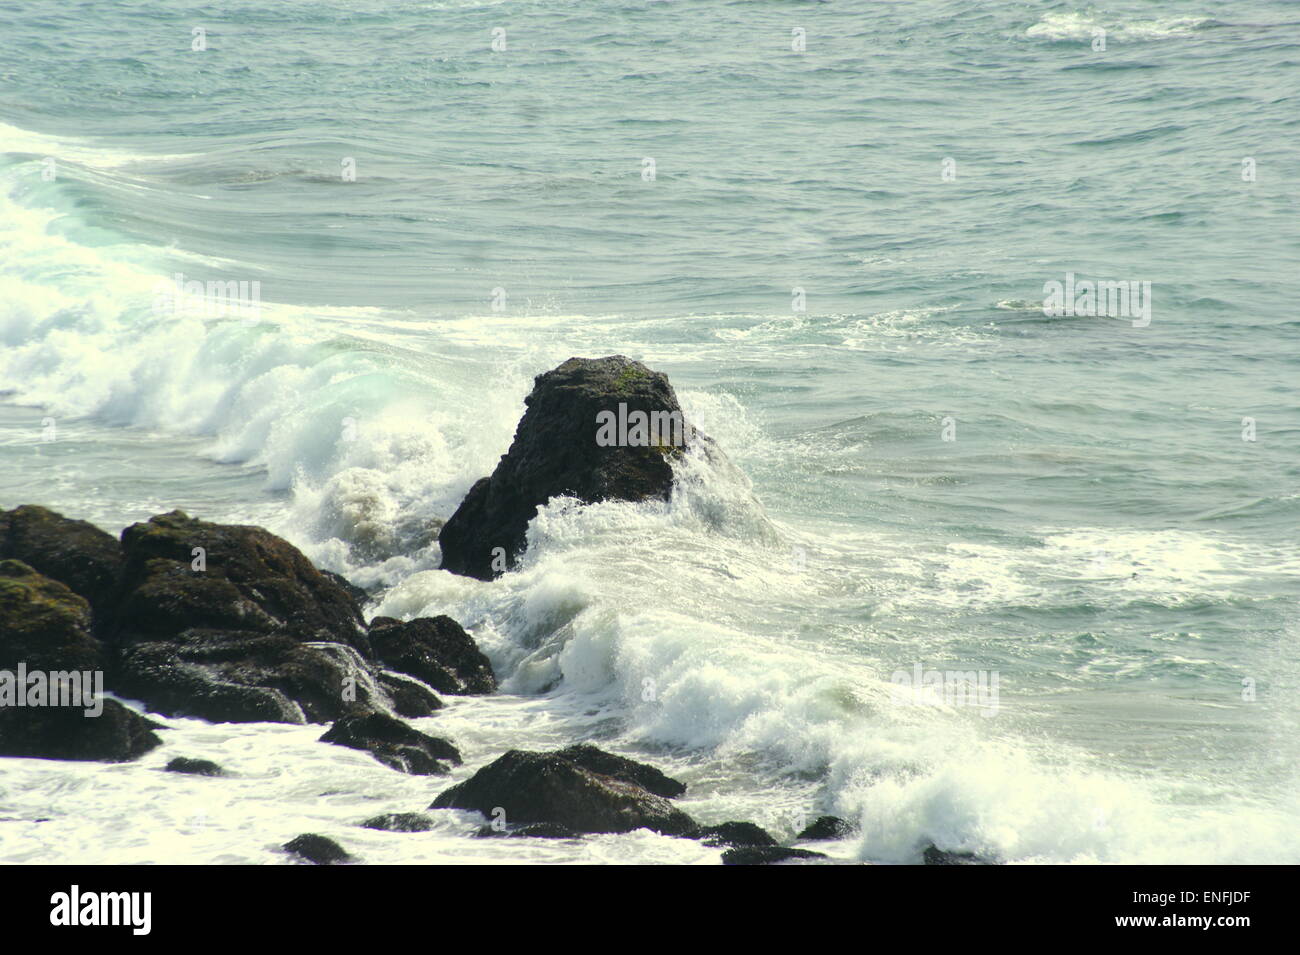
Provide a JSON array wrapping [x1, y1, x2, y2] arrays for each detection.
[[698, 821, 777, 848], [320, 711, 461, 775], [798, 815, 853, 840], [321, 569, 370, 609], [377, 672, 443, 718], [111, 632, 379, 724], [0, 559, 105, 674], [369, 616, 495, 695], [112, 510, 369, 655], [475, 821, 581, 839], [362, 812, 435, 832], [165, 756, 224, 776], [283, 833, 351, 865], [555, 743, 687, 799], [430, 749, 697, 836], [0, 698, 162, 762], [721, 846, 828, 865], [0, 505, 125, 620], [440, 356, 699, 580], [922, 844, 997, 865]]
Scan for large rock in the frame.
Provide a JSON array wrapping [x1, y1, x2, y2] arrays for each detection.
[[320, 711, 461, 775], [104, 511, 398, 723], [111, 510, 369, 653], [430, 749, 698, 836], [0, 506, 124, 620], [555, 743, 686, 798], [111, 631, 382, 724], [439, 356, 696, 580], [368, 616, 496, 695], [0, 698, 162, 762], [0, 559, 105, 674]]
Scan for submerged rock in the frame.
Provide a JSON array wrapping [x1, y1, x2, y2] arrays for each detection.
[[320, 711, 461, 775], [721, 846, 828, 866], [0, 559, 105, 674], [698, 821, 777, 848], [922, 844, 998, 865], [430, 748, 698, 836], [0, 698, 162, 762], [368, 615, 496, 695], [439, 356, 698, 580], [797, 815, 853, 841], [0, 505, 124, 620], [284, 833, 351, 865], [362, 812, 436, 832], [165, 756, 224, 776]]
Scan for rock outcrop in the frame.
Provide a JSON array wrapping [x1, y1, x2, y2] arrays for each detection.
[[0, 559, 104, 674], [0, 698, 163, 762], [439, 356, 697, 580], [111, 510, 369, 651], [430, 748, 697, 836], [0, 506, 124, 620], [554, 743, 687, 798], [320, 711, 461, 775], [368, 616, 496, 695]]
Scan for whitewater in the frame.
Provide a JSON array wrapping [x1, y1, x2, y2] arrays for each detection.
[[2, 0, 1299, 864]]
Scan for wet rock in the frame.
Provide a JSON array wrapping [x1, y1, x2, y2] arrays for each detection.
[[430, 748, 697, 836], [165, 756, 224, 776], [698, 821, 777, 848], [922, 844, 998, 865], [112, 632, 378, 724], [112, 510, 369, 654], [320, 711, 461, 775], [377, 672, 443, 718], [555, 743, 686, 799], [284, 833, 351, 865], [0, 698, 162, 762], [0, 506, 124, 620], [798, 815, 853, 840], [362, 812, 435, 832], [321, 570, 370, 610], [0, 559, 105, 674], [721, 846, 828, 865], [474, 821, 582, 839], [369, 616, 496, 695], [440, 356, 699, 580]]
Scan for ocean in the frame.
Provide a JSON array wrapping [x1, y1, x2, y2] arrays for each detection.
[[1, 0, 1298, 864]]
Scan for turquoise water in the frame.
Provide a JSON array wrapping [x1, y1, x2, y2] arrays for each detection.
[[2, 1, 1299, 864]]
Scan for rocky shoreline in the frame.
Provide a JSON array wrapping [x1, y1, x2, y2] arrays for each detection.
[[1, 356, 987, 865]]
